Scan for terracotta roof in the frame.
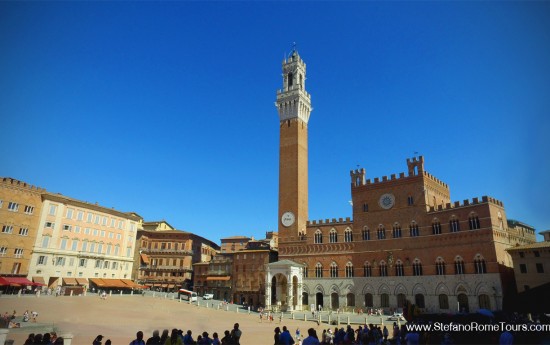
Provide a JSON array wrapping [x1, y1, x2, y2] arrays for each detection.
[[221, 236, 251, 240], [506, 241, 550, 251]]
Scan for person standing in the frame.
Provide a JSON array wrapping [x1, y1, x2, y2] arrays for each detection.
[[165, 329, 183, 345], [146, 330, 162, 345], [230, 323, 242, 345], [93, 335, 104, 345], [279, 326, 295, 345], [274, 327, 281, 345], [130, 331, 146, 345], [302, 328, 320, 345]]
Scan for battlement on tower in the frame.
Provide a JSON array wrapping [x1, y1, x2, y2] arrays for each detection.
[[1, 177, 45, 192], [349, 156, 448, 189], [428, 195, 504, 212], [307, 217, 352, 226]]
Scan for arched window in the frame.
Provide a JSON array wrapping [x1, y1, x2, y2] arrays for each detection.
[[469, 213, 480, 230], [412, 259, 423, 276], [479, 294, 491, 309], [435, 257, 446, 275], [364, 262, 372, 277], [380, 293, 389, 308], [302, 263, 308, 278], [287, 72, 293, 87], [362, 227, 370, 241], [410, 222, 419, 237], [365, 293, 373, 307], [474, 255, 487, 274], [439, 294, 449, 309], [329, 229, 338, 243], [415, 294, 425, 308], [395, 260, 404, 276], [315, 263, 323, 278], [407, 195, 414, 206], [379, 261, 388, 277], [392, 223, 402, 238], [344, 228, 353, 242], [330, 262, 338, 278], [397, 293, 406, 307], [455, 256, 465, 275], [347, 293, 355, 307], [314, 230, 323, 244], [377, 225, 386, 240], [345, 262, 354, 278], [449, 216, 460, 233], [432, 219, 442, 235]]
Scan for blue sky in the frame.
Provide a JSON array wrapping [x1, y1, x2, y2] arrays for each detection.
[[1, 1, 549, 243]]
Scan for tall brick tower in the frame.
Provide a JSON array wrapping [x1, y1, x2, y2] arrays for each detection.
[[276, 50, 312, 244]]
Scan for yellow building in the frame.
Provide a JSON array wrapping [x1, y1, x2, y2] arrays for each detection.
[[29, 193, 142, 290]]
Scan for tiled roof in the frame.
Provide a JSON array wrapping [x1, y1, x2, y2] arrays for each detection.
[[506, 241, 550, 251]]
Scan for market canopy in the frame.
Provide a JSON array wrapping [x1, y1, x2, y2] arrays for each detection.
[[0, 276, 34, 286], [32, 277, 47, 286], [63, 277, 78, 286]]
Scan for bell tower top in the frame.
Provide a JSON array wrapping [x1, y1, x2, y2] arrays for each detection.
[[276, 49, 312, 124]]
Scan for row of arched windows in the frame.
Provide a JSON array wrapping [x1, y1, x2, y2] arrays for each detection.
[[313, 215, 481, 244], [360, 292, 491, 310], [308, 255, 487, 278]]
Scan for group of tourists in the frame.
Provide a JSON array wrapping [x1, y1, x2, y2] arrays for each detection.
[[272, 324, 393, 345], [118, 323, 242, 345], [23, 332, 63, 344]]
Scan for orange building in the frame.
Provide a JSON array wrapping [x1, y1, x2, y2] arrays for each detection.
[[0, 178, 44, 278], [136, 223, 219, 291]]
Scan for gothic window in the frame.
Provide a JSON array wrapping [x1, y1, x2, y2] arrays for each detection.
[[330, 262, 338, 278], [412, 259, 423, 276], [435, 257, 446, 275], [315, 263, 323, 278], [439, 294, 449, 309], [450, 217, 460, 233], [288, 72, 293, 87], [364, 262, 372, 277], [392, 223, 402, 238], [474, 255, 487, 274], [479, 294, 491, 309], [329, 229, 338, 243], [410, 222, 419, 237], [407, 196, 414, 205], [365, 293, 373, 307], [362, 227, 370, 241], [377, 225, 386, 240], [395, 260, 404, 276], [397, 293, 406, 307], [314, 230, 323, 244], [469, 214, 480, 230], [345, 262, 354, 278], [363, 203, 368, 212], [415, 294, 425, 308], [380, 293, 389, 308], [344, 228, 353, 242], [379, 261, 388, 277], [432, 219, 442, 235], [455, 256, 465, 275], [303, 265, 308, 278]]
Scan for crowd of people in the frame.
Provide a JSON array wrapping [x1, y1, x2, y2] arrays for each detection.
[[23, 332, 63, 344], [102, 323, 244, 345]]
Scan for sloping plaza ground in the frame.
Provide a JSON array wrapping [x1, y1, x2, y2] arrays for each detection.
[[1, 293, 395, 344]]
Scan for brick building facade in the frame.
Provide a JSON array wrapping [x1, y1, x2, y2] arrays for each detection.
[[268, 50, 536, 313]]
